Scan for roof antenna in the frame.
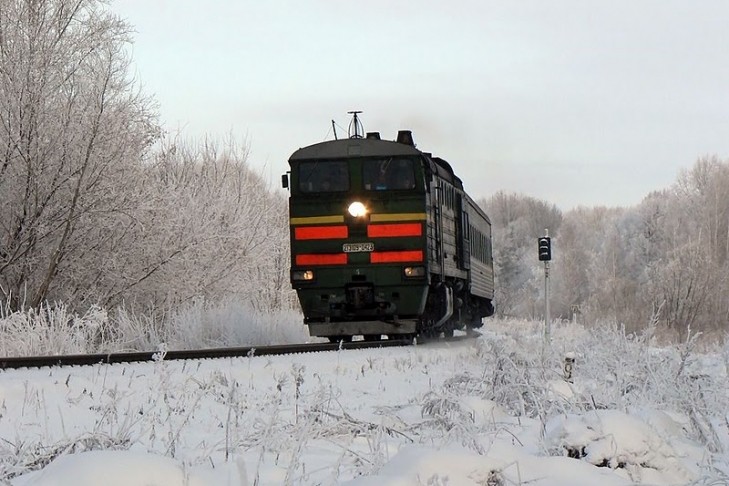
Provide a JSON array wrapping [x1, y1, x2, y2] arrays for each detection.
[[347, 110, 363, 139], [332, 120, 338, 140]]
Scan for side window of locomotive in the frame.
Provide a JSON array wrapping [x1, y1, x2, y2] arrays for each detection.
[[470, 227, 488, 263], [299, 161, 349, 193], [363, 158, 415, 190]]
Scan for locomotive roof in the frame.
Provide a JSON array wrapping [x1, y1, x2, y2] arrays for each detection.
[[288, 138, 422, 161], [429, 156, 463, 190], [289, 137, 465, 188]]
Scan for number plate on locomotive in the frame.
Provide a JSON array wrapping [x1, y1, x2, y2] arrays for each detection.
[[343, 242, 374, 253]]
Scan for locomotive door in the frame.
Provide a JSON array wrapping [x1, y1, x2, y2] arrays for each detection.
[[456, 195, 471, 270], [429, 180, 445, 276]]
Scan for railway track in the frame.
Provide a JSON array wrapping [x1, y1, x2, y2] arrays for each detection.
[[0, 339, 414, 370]]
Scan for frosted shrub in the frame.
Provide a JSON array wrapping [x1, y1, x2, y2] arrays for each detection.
[[164, 298, 310, 348], [567, 321, 725, 418], [0, 303, 111, 356], [451, 318, 729, 456], [0, 299, 311, 356], [122, 298, 310, 350], [420, 391, 474, 430]]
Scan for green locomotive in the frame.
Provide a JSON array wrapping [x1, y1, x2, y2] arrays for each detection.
[[282, 114, 494, 341]]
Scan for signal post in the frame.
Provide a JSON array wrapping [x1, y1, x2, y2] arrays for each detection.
[[538, 230, 552, 341]]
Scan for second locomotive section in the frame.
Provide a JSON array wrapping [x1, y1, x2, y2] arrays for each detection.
[[285, 130, 494, 341]]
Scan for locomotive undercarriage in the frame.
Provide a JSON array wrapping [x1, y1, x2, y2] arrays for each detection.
[[303, 278, 426, 341], [305, 275, 492, 342], [417, 277, 492, 339]]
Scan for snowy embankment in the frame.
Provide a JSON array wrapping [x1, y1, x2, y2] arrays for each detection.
[[1, 314, 728, 485]]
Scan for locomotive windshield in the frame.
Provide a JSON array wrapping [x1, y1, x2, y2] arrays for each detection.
[[363, 158, 416, 191], [297, 158, 417, 193], [299, 161, 349, 193]]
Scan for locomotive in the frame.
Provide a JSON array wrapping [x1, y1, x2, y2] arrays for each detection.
[[282, 113, 494, 341]]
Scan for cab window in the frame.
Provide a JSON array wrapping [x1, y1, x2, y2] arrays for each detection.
[[298, 161, 349, 193], [363, 158, 416, 191]]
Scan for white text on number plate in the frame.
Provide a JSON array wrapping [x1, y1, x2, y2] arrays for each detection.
[[343, 242, 374, 253]]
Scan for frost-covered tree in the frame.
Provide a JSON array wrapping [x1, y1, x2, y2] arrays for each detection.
[[478, 158, 729, 338], [647, 156, 729, 337], [552, 157, 729, 338], [549, 207, 592, 321], [480, 192, 562, 318], [0, 1, 293, 317], [103, 136, 294, 313], [0, 0, 157, 310]]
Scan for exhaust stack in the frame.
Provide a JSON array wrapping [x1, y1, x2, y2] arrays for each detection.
[[396, 130, 414, 146]]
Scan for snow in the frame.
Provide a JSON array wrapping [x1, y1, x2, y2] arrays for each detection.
[[14, 450, 245, 486], [2, 320, 729, 485]]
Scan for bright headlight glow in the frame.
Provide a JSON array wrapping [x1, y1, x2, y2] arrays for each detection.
[[348, 201, 367, 218]]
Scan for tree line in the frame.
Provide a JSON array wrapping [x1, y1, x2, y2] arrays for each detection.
[[0, 0, 292, 316], [2, 0, 726, 343], [480, 156, 729, 340]]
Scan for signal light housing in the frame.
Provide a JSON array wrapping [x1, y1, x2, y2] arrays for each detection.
[[538, 237, 551, 261]]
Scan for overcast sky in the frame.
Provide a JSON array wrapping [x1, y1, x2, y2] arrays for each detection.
[[113, 1, 729, 210]]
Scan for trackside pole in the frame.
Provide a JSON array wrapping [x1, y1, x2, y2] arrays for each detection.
[[537, 229, 552, 342], [545, 259, 551, 341]]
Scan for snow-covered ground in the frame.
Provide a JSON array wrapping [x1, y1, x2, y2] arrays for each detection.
[[1, 319, 728, 485]]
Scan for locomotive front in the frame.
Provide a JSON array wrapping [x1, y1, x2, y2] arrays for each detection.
[[283, 132, 430, 341]]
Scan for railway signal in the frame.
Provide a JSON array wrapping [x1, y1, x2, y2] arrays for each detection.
[[538, 236, 551, 261], [539, 230, 552, 341]]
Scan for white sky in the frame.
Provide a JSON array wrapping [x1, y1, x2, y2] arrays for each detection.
[[112, 0, 729, 210]]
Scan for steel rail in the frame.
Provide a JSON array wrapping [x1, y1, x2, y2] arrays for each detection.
[[0, 339, 412, 370]]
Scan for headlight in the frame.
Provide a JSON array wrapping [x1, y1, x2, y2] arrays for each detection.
[[347, 201, 367, 218], [292, 270, 315, 281], [404, 266, 426, 278]]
